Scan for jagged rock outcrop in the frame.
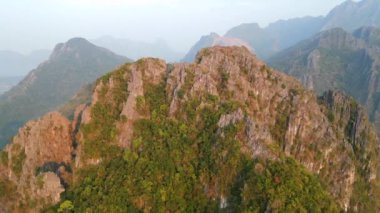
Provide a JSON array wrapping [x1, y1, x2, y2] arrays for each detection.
[[75, 58, 167, 167], [0, 112, 72, 212], [1, 46, 379, 212], [71, 46, 379, 211], [320, 91, 379, 180]]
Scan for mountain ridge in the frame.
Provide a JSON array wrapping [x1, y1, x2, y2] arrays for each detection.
[[1, 46, 379, 212]]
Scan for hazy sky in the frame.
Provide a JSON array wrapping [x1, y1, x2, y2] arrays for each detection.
[[1, 0, 348, 53]]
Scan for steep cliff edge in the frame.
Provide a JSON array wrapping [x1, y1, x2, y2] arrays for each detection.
[[69, 46, 379, 211], [1, 46, 379, 212], [0, 112, 72, 212]]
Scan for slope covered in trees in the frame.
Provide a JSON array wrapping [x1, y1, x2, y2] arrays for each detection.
[[0, 47, 379, 212]]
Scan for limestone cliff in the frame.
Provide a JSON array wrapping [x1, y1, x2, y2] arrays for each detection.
[[1, 46, 379, 212], [0, 112, 72, 212], [72, 46, 379, 211]]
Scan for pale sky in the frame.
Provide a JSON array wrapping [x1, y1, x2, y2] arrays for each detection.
[[1, 0, 347, 53]]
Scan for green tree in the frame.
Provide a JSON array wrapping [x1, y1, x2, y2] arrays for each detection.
[[58, 200, 74, 213]]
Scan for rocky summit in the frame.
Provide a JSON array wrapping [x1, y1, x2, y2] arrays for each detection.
[[181, 32, 252, 62], [0, 46, 379, 212]]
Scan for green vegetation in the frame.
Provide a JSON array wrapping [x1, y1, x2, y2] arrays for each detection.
[[270, 101, 290, 150], [232, 158, 338, 212], [80, 66, 130, 160], [0, 179, 17, 198], [349, 174, 377, 212], [10, 144, 26, 177], [58, 200, 74, 213], [36, 174, 44, 189], [136, 96, 148, 114], [0, 150, 8, 166], [220, 69, 230, 90], [327, 110, 335, 123], [176, 69, 195, 100], [53, 77, 337, 212]]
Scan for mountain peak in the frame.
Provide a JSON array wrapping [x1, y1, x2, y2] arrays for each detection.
[[229, 23, 261, 31], [50, 37, 100, 60], [209, 32, 220, 38], [182, 34, 253, 62], [196, 46, 253, 64], [323, 0, 380, 31], [66, 37, 92, 47], [1, 46, 379, 211]]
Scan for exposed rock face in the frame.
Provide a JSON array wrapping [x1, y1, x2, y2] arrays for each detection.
[[75, 46, 378, 210], [173, 47, 379, 210], [117, 59, 167, 147], [75, 58, 167, 166], [0, 112, 72, 212], [320, 91, 379, 180], [269, 27, 380, 134], [1, 46, 379, 212], [70, 46, 378, 210]]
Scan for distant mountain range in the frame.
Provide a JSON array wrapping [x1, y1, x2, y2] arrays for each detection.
[[92, 36, 184, 62], [269, 26, 380, 131], [183, 0, 380, 62], [0, 38, 130, 148], [322, 0, 380, 31], [0, 50, 50, 77]]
